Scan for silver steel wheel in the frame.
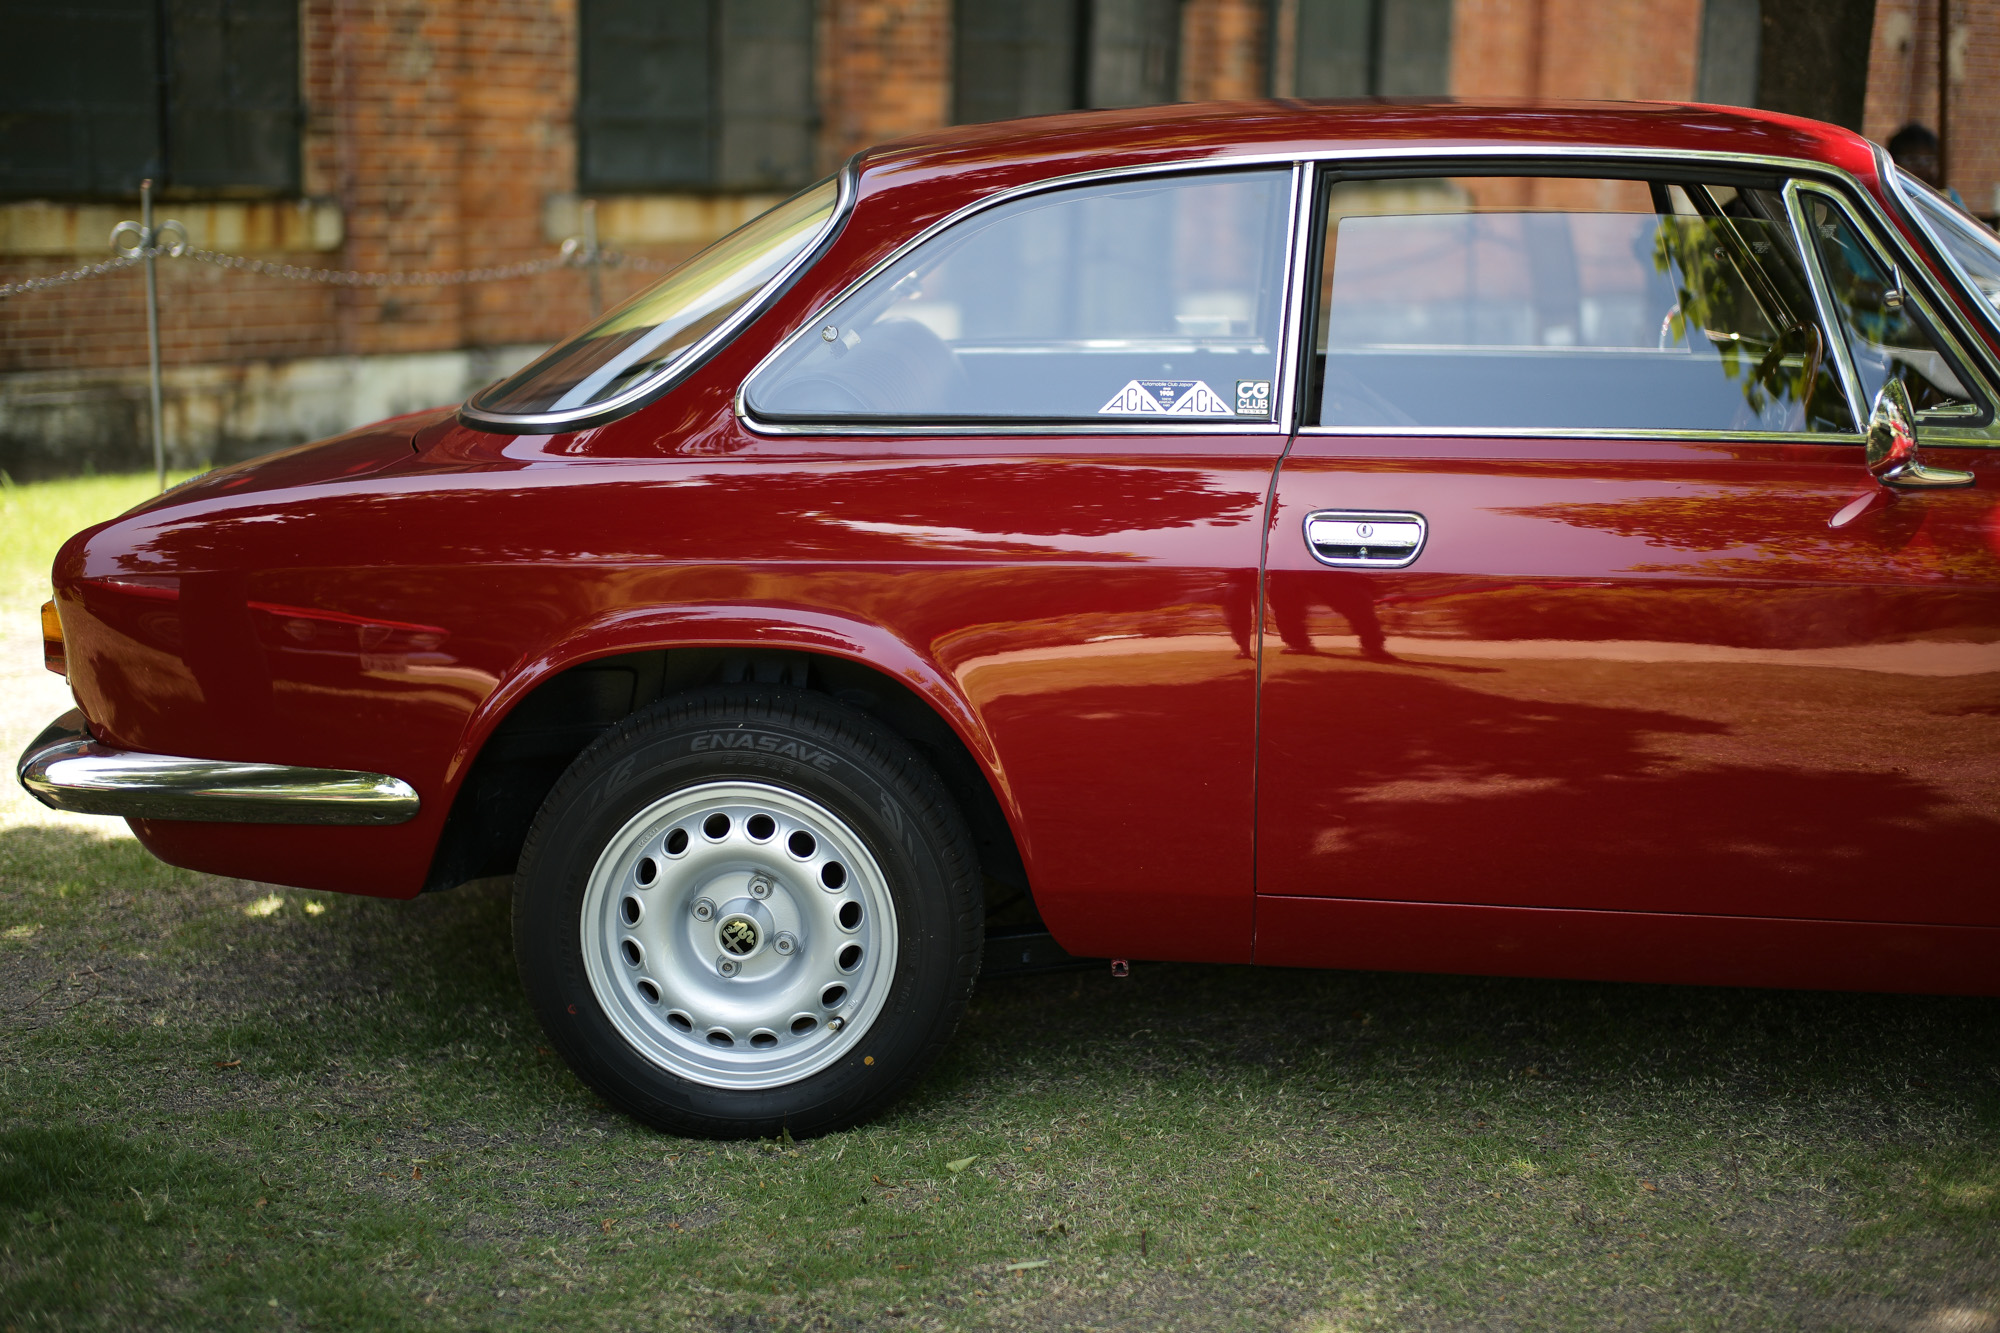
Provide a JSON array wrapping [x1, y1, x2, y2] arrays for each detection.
[[580, 780, 898, 1090]]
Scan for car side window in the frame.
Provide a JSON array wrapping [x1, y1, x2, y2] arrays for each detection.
[[745, 168, 1292, 424], [1798, 191, 1986, 421], [1308, 174, 1855, 434], [1897, 167, 2000, 317]]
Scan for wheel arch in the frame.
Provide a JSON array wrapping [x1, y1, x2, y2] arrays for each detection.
[[424, 607, 1032, 906]]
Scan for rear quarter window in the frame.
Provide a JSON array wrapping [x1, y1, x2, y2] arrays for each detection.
[[744, 167, 1294, 425]]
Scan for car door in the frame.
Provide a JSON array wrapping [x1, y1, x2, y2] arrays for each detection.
[[1254, 160, 2000, 965], [740, 163, 1307, 963]]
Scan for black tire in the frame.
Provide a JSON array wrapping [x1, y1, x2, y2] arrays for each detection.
[[513, 685, 983, 1138]]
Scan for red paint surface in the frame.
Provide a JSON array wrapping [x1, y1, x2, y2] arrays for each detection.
[[1258, 436, 2000, 928], [40, 103, 2000, 992]]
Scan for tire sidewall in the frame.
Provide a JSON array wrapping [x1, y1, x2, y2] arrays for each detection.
[[515, 691, 972, 1137]]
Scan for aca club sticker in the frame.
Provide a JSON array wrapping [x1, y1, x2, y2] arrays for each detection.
[[1098, 379, 1236, 415]]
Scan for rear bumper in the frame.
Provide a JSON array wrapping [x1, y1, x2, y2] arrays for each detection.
[[15, 709, 420, 826]]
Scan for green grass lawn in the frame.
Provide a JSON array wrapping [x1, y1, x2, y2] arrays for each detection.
[[2, 474, 1997, 1330], [0, 471, 196, 608]]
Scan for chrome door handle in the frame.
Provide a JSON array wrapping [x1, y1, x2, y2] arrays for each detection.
[[1304, 510, 1427, 568]]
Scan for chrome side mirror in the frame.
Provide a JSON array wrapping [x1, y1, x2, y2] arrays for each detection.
[[1866, 379, 1974, 488]]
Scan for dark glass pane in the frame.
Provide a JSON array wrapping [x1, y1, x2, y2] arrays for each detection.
[[579, 0, 711, 190], [1313, 175, 1852, 433], [1086, 0, 1179, 108], [1377, 0, 1451, 96], [747, 169, 1291, 422], [1805, 193, 1985, 420], [1899, 168, 2000, 322], [716, 0, 815, 189], [0, 0, 160, 198], [164, 0, 301, 191], [953, 0, 1080, 124], [1697, 0, 1760, 105], [1296, 0, 1376, 97], [1293, 0, 1373, 98], [1292, 0, 1452, 99]]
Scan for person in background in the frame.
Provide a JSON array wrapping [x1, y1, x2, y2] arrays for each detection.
[[1887, 123, 1969, 210]]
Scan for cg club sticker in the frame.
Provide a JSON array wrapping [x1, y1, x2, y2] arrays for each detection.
[[1098, 379, 1235, 415], [1235, 379, 1271, 417]]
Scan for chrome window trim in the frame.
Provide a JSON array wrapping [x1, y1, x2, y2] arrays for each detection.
[[1789, 175, 1998, 440], [734, 420, 1290, 438], [1273, 161, 1314, 435], [1878, 148, 2000, 347], [459, 158, 861, 434], [737, 157, 1306, 437], [1293, 148, 2000, 446], [1785, 178, 1870, 426], [1292, 426, 1856, 444], [727, 142, 2000, 443], [738, 144, 1882, 441]]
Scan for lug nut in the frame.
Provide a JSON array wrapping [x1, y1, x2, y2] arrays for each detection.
[[717, 956, 739, 978], [774, 932, 797, 956], [692, 898, 714, 921], [748, 876, 772, 900]]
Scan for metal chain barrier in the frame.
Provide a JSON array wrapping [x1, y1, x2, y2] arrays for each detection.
[[176, 247, 571, 287], [2, 181, 683, 491], [0, 254, 144, 299], [0, 224, 675, 299]]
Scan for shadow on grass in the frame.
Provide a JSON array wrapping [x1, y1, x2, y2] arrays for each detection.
[[5, 822, 1995, 1137], [947, 890, 2000, 1141], [0, 1120, 451, 1326], [4, 824, 1999, 1329]]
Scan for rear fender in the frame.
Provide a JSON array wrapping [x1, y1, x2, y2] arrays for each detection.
[[447, 602, 1027, 862]]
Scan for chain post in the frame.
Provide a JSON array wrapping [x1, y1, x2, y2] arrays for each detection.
[[139, 181, 166, 491], [583, 199, 603, 318]]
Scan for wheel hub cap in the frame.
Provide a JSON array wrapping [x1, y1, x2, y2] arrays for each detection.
[[579, 780, 897, 1089], [718, 915, 760, 956]]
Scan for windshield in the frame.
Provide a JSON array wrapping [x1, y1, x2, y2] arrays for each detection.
[[1897, 166, 2000, 315], [469, 176, 841, 421]]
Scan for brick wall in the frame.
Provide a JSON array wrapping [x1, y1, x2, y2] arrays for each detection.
[[1866, 0, 2000, 216], [0, 0, 644, 382], [4, 0, 1997, 473], [1181, 0, 1270, 101], [1451, 0, 1703, 101], [817, 0, 951, 171]]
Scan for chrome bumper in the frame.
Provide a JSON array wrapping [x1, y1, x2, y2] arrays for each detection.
[[15, 709, 420, 826]]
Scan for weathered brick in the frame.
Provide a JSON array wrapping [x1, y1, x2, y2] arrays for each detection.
[[5, 0, 1992, 395]]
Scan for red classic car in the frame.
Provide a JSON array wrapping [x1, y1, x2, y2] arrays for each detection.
[[18, 101, 2000, 1138]]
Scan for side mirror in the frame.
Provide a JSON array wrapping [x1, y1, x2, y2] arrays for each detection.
[[1866, 379, 1974, 488]]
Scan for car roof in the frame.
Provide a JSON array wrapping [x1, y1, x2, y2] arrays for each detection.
[[852, 99, 1881, 200]]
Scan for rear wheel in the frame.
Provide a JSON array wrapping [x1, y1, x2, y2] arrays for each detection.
[[513, 686, 982, 1137]]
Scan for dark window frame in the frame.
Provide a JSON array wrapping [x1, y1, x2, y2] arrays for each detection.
[[0, 0, 301, 201], [577, 0, 817, 195], [1273, 0, 1453, 100], [950, 0, 1183, 126]]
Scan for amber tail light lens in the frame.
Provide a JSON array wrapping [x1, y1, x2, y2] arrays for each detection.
[[41, 599, 66, 677]]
